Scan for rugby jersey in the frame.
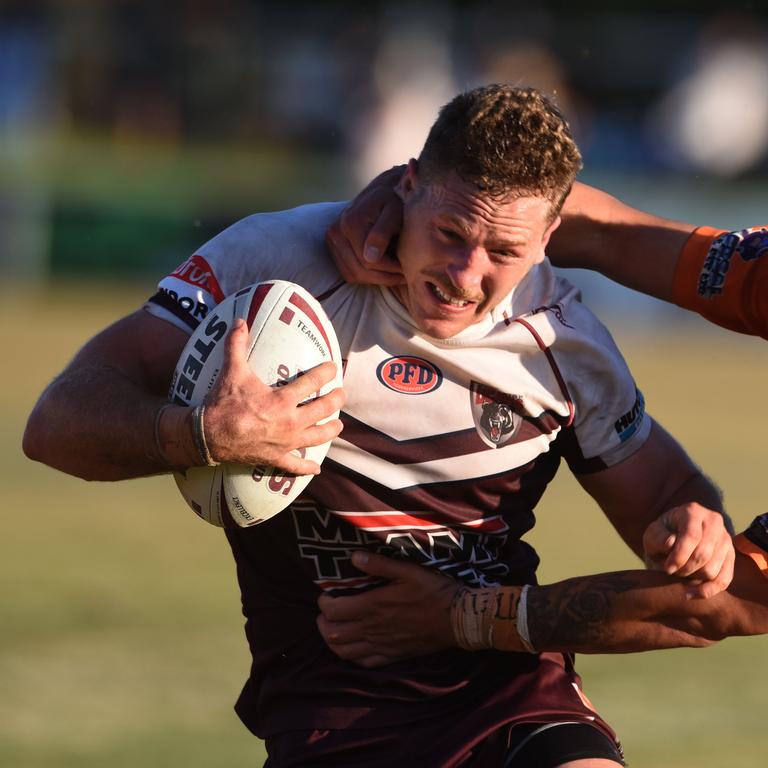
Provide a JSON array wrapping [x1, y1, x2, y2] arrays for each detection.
[[144, 202, 649, 738]]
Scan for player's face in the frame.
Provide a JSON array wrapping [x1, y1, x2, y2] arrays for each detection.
[[393, 164, 560, 339]]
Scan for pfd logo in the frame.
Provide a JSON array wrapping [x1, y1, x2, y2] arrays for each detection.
[[376, 356, 443, 395]]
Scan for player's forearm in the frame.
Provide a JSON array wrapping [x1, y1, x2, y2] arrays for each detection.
[[551, 182, 695, 303], [456, 564, 767, 656], [23, 363, 197, 481], [526, 562, 768, 653], [525, 572, 716, 653]]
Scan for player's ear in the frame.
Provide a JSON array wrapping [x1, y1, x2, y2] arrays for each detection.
[[541, 214, 561, 251], [532, 214, 561, 265], [396, 159, 419, 202]]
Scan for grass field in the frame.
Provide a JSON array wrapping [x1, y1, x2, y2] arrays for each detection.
[[3, 282, 766, 767]]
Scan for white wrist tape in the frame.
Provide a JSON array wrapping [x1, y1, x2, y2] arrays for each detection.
[[516, 584, 536, 653], [451, 588, 496, 650]]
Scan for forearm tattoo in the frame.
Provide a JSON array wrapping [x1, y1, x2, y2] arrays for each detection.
[[526, 575, 638, 649]]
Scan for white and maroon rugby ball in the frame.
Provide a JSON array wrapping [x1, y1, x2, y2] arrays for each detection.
[[168, 280, 342, 528]]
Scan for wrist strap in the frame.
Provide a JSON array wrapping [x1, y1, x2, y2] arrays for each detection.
[[152, 403, 174, 464], [516, 584, 536, 653], [192, 404, 220, 467]]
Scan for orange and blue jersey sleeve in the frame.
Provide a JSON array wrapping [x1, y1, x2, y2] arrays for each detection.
[[672, 226, 768, 339], [734, 513, 768, 579]]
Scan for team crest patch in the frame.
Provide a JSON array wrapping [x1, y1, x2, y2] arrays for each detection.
[[470, 381, 523, 448], [376, 356, 443, 395]]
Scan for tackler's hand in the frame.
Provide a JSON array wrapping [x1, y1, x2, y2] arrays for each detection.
[[643, 502, 735, 599], [317, 551, 459, 668], [203, 319, 345, 475], [326, 165, 406, 287]]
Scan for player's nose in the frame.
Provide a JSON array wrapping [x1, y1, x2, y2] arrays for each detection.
[[445, 246, 485, 292]]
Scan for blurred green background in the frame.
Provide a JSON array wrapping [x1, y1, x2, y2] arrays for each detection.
[[3, 2, 767, 767]]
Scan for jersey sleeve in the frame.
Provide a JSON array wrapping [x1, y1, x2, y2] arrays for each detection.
[[559, 350, 651, 476], [734, 513, 768, 580], [672, 225, 768, 340], [526, 281, 652, 475], [142, 202, 347, 334], [144, 253, 225, 333]]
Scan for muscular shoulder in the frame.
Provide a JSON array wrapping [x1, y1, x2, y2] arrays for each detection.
[[145, 201, 346, 332], [509, 260, 621, 365], [508, 263, 649, 470], [200, 201, 346, 291]]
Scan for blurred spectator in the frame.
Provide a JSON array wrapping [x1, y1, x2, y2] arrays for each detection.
[[0, 5, 49, 134], [353, 5, 456, 184], [650, 16, 768, 176]]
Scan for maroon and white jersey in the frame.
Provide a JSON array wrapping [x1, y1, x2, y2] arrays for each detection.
[[145, 202, 649, 740]]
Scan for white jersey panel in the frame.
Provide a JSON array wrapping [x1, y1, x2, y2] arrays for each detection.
[[144, 202, 347, 332], [145, 202, 648, 478]]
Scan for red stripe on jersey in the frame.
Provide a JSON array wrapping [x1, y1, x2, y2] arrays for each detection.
[[171, 254, 225, 302], [289, 291, 333, 355], [335, 511, 444, 531], [514, 317, 575, 427], [312, 452, 559, 537], [463, 515, 508, 533], [315, 576, 382, 591], [246, 282, 276, 329], [334, 510, 508, 533]]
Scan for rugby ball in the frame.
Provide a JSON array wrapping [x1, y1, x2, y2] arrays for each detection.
[[168, 280, 343, 528]]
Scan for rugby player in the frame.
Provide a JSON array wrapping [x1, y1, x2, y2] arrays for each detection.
[[320, 154, 768, 663], [24, 85, 745, 767]]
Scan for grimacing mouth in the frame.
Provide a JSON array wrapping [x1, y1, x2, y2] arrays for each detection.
[[427, 281, 482, 308]]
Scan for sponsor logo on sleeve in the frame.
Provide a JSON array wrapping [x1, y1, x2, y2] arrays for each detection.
[[470, 381, 523, 448], [171, 254, 225, 302], [157, 285, 212, 322], [376, 356, 443, 395], [736, 227, 768, 262], [614, 389, 645, 443], [698, 228, 768, 298], [156, 254, 225, 326]]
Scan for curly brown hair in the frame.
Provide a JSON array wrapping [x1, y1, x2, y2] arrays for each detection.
[[418, 84, 582, 219]]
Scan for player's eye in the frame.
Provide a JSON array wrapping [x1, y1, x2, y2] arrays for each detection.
[[437, 226, 462, 242], [491, 248, 521, 261]]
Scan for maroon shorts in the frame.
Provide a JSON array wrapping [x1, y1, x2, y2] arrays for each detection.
[[264, 719, 624, 768], [260, 653, 622, 768]]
